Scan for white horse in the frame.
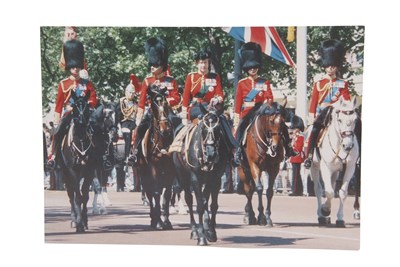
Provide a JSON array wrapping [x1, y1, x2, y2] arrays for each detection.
[[309, 96, 359, 227]]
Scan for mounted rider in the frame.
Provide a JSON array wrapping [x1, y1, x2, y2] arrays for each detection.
[[119, 73, 141, 165], [179, 48, 237, 154], [304, 39, 357, 168], [233, 42, 295, 166], [47, 39, 97, 169], [130, 37, 181, 163]]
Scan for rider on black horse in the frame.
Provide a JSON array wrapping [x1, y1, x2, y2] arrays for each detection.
[[47, 39, 97, 169], [233, 42, 296, 166], [304, 39, 361, 169], [179, 47, 238, 157]]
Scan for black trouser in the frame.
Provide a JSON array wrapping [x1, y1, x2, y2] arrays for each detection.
[[52, 112, 73, 161], [121, 120, 135, 159], [291, 163, 303, 195], [306, 106, 333, 158]]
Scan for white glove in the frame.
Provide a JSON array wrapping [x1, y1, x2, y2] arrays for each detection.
[[209, 97, 219, 107], [135, 118, 141, 127], [79, 69, 89, 80], [182, 118, 188, 126]]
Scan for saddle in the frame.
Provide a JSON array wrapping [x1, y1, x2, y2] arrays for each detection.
[[168, 124, 196, 153]]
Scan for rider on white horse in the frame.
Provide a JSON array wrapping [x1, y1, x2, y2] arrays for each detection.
[[304, 39, 361, 169]]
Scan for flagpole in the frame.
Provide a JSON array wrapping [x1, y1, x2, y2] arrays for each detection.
[[234, 39, 243, 89], [296, 26, 308, 124]]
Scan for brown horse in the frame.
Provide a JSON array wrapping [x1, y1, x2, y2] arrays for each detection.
[[237, 101, 286, 227], [137, 86, 177, 229]]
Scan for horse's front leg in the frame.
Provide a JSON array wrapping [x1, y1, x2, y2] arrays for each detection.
[[191, 174, 207, 246], [161, 185, 173, 230], [264, 170, 278, 227], [81, 175, 94, 230], [184, 187, 198, 240], [336, 168, 354, 227], [206, 178, 220, 242], [317, 163, 335, 225]]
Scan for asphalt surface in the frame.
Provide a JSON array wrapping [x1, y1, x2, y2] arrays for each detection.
[[44, 189, 360, 250]]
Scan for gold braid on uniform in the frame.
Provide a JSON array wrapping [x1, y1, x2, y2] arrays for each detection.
[[120, 97, 136, 122], [317, 81, 332, 104]]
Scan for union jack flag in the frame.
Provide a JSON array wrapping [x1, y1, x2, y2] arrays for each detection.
[[222, 27, 296, 67]]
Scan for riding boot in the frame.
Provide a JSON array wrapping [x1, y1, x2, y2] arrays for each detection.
[[281, 122, 297, 158], [232, 146, 242, 167], [123, 131, 133, 165], [304, 124, 321, 169], [129, 128, 140, 165]]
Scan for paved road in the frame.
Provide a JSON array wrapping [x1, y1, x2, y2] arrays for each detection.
[[44, 189, 360, 250]]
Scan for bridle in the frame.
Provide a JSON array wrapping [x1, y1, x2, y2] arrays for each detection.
[[252, 112, 282, 158]]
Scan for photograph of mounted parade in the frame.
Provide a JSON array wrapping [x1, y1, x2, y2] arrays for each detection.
[[41, 26, 363, 249]]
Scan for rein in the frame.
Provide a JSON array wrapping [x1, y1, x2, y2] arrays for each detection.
[[252, 114, 281, 157]]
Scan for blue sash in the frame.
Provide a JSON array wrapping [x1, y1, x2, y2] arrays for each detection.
[[244, 79, 265, 102]]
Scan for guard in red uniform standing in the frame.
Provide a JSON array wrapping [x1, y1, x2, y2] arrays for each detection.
[[47, 39, 97, 169], [233, 42, 295, 165], [289, 116, 305, 196], [303, 39, 361, 168], [130, 37, 181, 163]]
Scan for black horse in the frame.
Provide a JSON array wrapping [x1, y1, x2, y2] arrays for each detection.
[[137, 86, 177, 229], [172, 104, 229, 246], [58, 91, 96, 232], [89, 101, 118, 214]]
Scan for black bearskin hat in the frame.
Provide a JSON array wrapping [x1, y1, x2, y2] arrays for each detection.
[[319, 39, 345, 68], [64, 39, 85, 70], [290, 114, 305, 132], [194, 48, 212, 61], [145, 37, 168, 71], [239, 42, 262, 71]]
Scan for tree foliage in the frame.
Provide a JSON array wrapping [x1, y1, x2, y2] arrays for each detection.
[[41, 26, 364, 116]]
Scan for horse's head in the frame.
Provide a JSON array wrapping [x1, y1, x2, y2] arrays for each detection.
[[148, 85, 172, 136], [70, 90, 91, 136], [102, 101, 118, 142], [332, 96, 359, 152], [257, 102, 286, 157], [198, 108, 222, 170]]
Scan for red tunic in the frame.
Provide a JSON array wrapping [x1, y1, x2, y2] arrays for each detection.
[[289, 133, 305, 163], [234, 76, 273, 118], [309, 76, 350, 116], [138, 74, 180, 110], [182, 72, 224, 109], [55, 76, 97, 117]]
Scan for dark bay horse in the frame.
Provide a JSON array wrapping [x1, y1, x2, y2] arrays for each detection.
[[58, 91, 96, 232], [237, 101, 286, 227], [172, 105, 229, 246], [137, 86, 176, 229]]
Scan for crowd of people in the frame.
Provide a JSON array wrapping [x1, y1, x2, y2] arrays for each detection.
[[43, 27, 361, 196]]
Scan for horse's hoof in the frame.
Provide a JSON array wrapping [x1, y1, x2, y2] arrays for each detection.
[[321, 205, 331, 217], [258, 215, 267, 226], [318, 216, 331, 226], [76, 225, 85, 233], [244, 214, 257, 225], [190, 230, 199, 240], [265, 218, 273, 227], [336, 220, 346, 228], [197, 237, 208, 246], [163, 220, 173, 230], [206, 231, 217, 242], [353, 210, 360, 220]]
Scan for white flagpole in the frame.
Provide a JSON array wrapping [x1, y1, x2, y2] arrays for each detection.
[[296, 26, 308, 124]]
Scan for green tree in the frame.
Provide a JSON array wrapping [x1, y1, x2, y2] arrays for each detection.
[[41, 26, 364, 117]]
